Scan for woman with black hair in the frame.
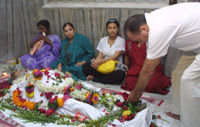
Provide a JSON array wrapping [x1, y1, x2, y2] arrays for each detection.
[[21, 20, 61, 70], [83, 19, 125, 84], [51, 22, 95, 80]]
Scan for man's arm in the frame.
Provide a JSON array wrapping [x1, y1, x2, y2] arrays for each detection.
[[126, 57, 161, 104]]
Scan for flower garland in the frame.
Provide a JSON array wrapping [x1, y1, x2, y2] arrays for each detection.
[[35, 77, 73, 93], [25, 69, 74, 94], [63, 83, 100, 105], [12, 87, 66, 116], [12, 88, 36, 110]]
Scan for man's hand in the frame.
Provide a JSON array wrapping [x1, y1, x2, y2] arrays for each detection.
[[126, 88, 143, 104]]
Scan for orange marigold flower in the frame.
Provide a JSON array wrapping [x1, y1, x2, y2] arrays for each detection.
[[57, 98, 64, 107], [34, 77, 37, 81]]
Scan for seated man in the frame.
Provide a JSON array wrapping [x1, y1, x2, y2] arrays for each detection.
[[121, 39, 171, 95]]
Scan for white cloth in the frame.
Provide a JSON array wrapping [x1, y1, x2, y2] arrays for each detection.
[[145, 2, 200, 60], [171, 52, 195, 115], [96, 36, 125, 63], [181, 54, 200, 127]]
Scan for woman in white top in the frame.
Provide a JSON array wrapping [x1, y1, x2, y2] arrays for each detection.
[[83, 19, 125, 84]]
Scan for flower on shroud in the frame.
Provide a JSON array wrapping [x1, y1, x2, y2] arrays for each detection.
[[25, 83, 34, 98], [48, 96, 58, 110], [122, 110, 131, 120], [33, 69, 43, 80], [45, 92, 54, 99], [91, 93, 99, 104], [123, 107, 128, 110], [46, 108, 55, 116], [64, 86, 74, 95], [64, 75, 68, 78], [49, 96, 58, 103], [122, 92, 129, 100], [57, 98, 64, 107], [85, 92, 92, 104], [116, 101, 124, 107], [39, 108, 46, 113], [75, 83, 82, 90], [44, 70, 49, 76], [12, 89, 37, 110], [55, 72, 61, 79]]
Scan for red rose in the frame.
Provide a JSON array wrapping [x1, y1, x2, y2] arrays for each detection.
[[40, 93, 44, 96], [127, 115, 133, 120], [55, 72, 60, 79], [45, 92, 54, 99], [39, 108, 46, 113], [19, 97, 26, 103], [44, 70, 49, 76], [131, 113, 135, 118], [157, 115, 161, 119], [122, 92, 129, 100], [105, 113, 110, 115], [123, 107, 128, 110], [49, 96, 58, 103], [60, 115, 65, 117], [116, 102, 124, 107], [46, 108, 55, 116]]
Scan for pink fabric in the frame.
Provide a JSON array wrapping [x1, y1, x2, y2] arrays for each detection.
[[29, 40, 44, 55]]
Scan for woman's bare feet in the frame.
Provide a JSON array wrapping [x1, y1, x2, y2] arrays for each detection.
[[65, 71, 72, 77], [87, 75, 94, 80], [166, 112, 180, 120]]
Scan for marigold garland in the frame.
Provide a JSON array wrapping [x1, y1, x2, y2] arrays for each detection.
[[12, 89, 36, 110]]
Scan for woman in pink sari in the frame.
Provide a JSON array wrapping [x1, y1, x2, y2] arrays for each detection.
[[121, 39, 171, 95]]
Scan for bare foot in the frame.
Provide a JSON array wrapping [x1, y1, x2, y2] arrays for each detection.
[[87, 75, 94, 80], [65, 71, 72, 77], [166, 112, 180, 120]]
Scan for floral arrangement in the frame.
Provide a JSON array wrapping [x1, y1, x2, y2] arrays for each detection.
[[0, 69, 154, 127], [25, 69, 74, 94], [32, 69, 43, 80], [13, 88, 36, 110], [25, 83, 34, 98]]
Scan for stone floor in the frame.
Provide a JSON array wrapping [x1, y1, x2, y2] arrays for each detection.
[[0, 61, 180, 127]]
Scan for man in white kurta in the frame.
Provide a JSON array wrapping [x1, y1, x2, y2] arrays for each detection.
[[124, 3, 200, 127]]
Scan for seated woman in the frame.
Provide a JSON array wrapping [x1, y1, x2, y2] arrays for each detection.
[[21, 20, 61, 70], [83, 19, 125, 84], [121, 39, 171, 95], [51, 22, 95, 80]]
